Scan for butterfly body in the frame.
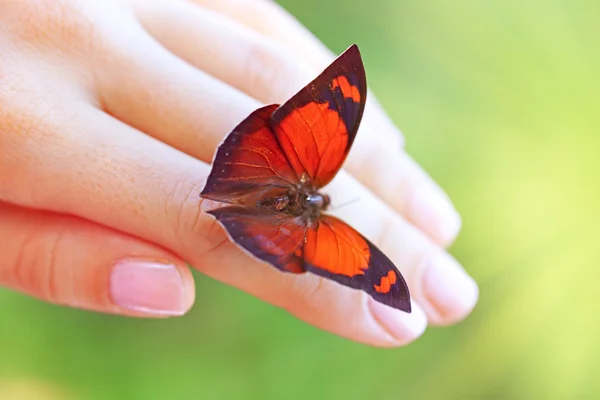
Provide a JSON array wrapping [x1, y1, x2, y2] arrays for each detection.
[[255, 174, 330, 223], [201, 45, 412, 312]]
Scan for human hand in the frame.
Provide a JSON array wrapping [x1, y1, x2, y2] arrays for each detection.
[[0, 0, 477, 347]]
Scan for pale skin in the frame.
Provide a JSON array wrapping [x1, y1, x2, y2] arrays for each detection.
[[0, 0, 478, 347]]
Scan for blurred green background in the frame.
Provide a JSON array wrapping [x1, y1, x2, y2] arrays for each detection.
[[2, 0, 599, 398]]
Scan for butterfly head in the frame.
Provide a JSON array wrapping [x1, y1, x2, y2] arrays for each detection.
[[304, 193, 330, 210]]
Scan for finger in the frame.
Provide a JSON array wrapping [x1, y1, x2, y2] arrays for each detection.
[[95, 13, 253, 163], [135, 0, 461, 246], [347, 134, 462, 246], [82, 14, 474, 324], [324, 171, 478, 326], [5, 93, 474, 331], [194, 0, 333, 66], [188, 0, 406, 165], [0, 202, 195, 317], [1, 100, 427, 346], [185, 0, 405, 145]]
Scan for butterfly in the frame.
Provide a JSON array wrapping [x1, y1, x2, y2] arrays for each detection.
[[200, 45, 411, 312]]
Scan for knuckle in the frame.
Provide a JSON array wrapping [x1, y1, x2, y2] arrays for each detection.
[[276, 272, 322, 311], [165, 176, 196, 238], [373, 216, 396, 250], [43, 229, 63, 303], [163, 175, 224, 254], [0, 74, 25, 141], [289, 274, 324, 309], [3, 0, 104, 55], [0, 67, 25, 106], [11, 226, 64, 303], [0, 94, 66, 202], [2, 99, 61, 142]]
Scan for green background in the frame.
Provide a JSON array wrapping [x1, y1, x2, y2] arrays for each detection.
[[2, 0, 599, 398]]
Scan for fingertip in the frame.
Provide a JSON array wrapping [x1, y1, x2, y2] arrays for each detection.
[[0, 204, 197, 318], [271, 273, 427, 348], [110, 257, 195, 317], [420, 253, 479, 326], [368, 297, 427, 347]]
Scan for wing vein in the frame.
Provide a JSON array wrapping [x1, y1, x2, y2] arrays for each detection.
[[282, 128, 312, 180], [215, 175, 273, 181], [221, 162, 275, 169], [228, 146, 296, 184], [301, 98, 322, 160], [324, 219, 370, 265]]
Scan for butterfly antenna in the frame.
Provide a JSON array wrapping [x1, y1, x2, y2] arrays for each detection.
[[330, 197, 361, 211]]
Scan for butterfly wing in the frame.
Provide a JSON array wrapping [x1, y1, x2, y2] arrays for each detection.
[[270, 44, 367, 188], [208, 207, 410, 311], [209, 207, 410, 311], [202, 44, 366, 197], [202, 45, 410, 312], [201, 104, 298, 205], [304, 215, 411, 312], [208, 206, 307, 274]]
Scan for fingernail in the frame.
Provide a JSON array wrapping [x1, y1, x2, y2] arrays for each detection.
[[422, 254, 478, 324], [408, 186, 462, 246], [110, 258, 187, 316], [368, 297, 427, 345]]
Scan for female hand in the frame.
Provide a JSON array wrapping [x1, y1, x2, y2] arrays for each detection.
[[0, 0, 477, 347]]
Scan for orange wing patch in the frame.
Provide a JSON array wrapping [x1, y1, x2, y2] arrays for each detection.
[[332, 76, 361, 102], [303, 215, 411, 312], [274, 102, 349, 186], [269, 45, 366, 189], [374, 271, 397, 294], [304, 217, 370, 277]]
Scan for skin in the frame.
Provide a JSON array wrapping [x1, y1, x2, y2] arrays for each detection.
[[0, 0, 478, 347]]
